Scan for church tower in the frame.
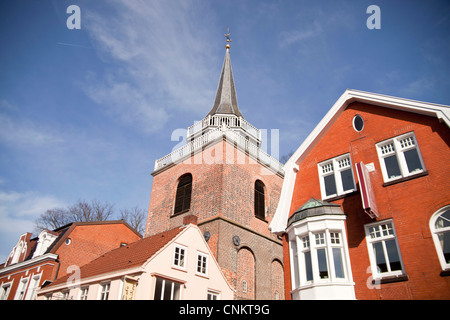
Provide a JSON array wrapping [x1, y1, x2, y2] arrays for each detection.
[[145, 30, 285, 300]]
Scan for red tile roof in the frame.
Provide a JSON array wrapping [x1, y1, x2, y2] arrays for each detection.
[[47, 226, 185, 287]]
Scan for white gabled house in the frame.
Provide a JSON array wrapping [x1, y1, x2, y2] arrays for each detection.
[[36, 217, 234, 300]]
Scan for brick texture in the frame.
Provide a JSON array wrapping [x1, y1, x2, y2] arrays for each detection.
[[285, 102, 450, 299], [146, 139, 285, 299]]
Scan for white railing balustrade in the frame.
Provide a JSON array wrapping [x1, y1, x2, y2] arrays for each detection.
[[154, 126, 284, 175], [187, 115, 261, 142]]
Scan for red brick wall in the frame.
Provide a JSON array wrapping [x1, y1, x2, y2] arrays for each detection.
[[286, 102, 450, 299], [146, 139, 283, 239], [271, 259, 285, 300], [236, 247, 255, 300], [146, 139, 285, 299]]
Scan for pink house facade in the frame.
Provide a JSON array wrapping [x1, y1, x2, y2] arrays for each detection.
[[36, 220, 234, 300]]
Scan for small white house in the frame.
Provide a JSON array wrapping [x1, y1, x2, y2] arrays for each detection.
[[36, 221, 234, 300]]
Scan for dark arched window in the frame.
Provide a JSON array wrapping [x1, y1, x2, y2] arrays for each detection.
[[254, 180, 265, 220], [174, 174, 192, 215]]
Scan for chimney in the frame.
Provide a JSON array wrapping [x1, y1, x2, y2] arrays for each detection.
[[183, 215, 198, 226]]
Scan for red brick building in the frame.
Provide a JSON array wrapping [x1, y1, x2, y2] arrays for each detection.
[[270, 89, 450, 299], [0, 221, 141, 300], [145, 40, 285, 299]]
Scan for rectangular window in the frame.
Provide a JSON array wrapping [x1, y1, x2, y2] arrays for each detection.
[[99, 282, 110, 300], [16, 278, 28, 300], [0, 284, 11, 300], [302, 236, 313, 282], [25, 275, 41, 300], [79, 287, 89, 300], [376, 132, 425, 183], [196, 252, 208, 275], [290, 239, 300, 287], [154, 277, 182, 300], [365, 220, 404, 278], [207, 290, 220, 300], [173, 245, 186, 269], [318, 154, 356, 199]]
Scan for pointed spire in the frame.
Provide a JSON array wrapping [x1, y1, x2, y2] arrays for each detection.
[[207, 28, 243, 118]]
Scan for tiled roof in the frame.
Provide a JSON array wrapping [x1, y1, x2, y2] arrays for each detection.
[[47, 226, 185, 287]]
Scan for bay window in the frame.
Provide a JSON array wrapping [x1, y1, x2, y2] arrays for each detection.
[[287, 198, 355, 299], [294, 231, 347, 284]]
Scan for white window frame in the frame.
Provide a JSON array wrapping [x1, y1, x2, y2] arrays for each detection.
[[61, 290, 70, 300], [294, 230, 349, 286], [0, 282, 12, 300], [430, 205, 450, 271], [196, 251, 209, 276], [173, 244, 187, 270], [376, 132, 425, 183], [153, 277, 182, 300], [318, 153, 356, 200], [207, 289, 221, 300], [99, 282, 110, 300], [14, 277, 29, 300], [364, 219, 405, 279], [79, 286, 89, 300], [25, 273, 41, 300]]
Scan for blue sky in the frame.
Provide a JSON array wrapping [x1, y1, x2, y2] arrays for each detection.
[[0, 0, 449, 262]]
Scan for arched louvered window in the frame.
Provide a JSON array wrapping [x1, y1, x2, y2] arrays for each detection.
[[430, 205, 450, 270], [254, 180, 265, 220], [174, 174, 192, 215]]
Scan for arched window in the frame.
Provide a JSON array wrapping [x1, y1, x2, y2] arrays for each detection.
[[174, 174, 192, 215], [254, 180, 265, 220], [430, 205, 450, 270]]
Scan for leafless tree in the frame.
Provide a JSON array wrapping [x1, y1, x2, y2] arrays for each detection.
[[34, 199, 145, 236], [119, 206, 146, 235]]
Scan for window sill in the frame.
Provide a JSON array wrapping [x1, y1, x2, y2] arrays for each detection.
[[195, 272, 209, 280], [171, 265, 187, 273], [440, 269, 450, 277], [322, 190, 358, 202], [372, 274, 409, 285], [171, 209, 190, 218], [382, 171, 428, 187], [255, 215, 268, 223]]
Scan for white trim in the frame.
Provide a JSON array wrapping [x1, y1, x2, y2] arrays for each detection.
[[364, 219, 405, 279], [0, 253, 58, 275], [172, 243, 187, 270], [37, 266, 144, 294], [429, 205, 450, 271], [375, 131, 426, 183], [14, 275, 30, 300], [195, 251, 209, 277], [0, 281, 13, 300], [318, 153, 356, 199], [286, 214, 355, 300], [270, 89, 450, 234]]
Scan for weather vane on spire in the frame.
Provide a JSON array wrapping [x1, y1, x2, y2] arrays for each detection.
[[224, 26, 232, 49]]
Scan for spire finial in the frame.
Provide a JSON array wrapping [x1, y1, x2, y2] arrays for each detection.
[[224, 26, 232, 49]]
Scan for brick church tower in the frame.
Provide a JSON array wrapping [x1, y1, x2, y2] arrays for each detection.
[[145, 32, 285, 300]]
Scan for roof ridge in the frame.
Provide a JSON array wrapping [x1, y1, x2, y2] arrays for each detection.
[[45, 226, 185, 288]]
